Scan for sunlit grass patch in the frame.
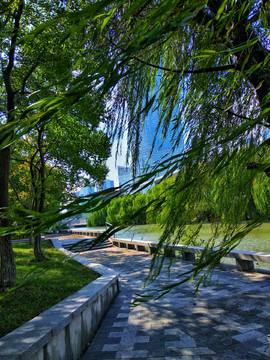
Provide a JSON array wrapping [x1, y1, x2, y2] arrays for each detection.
[[0, 241, 99, 338]]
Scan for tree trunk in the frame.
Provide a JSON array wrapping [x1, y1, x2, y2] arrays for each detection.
[[0, 233, 16, 290], [0, 235, 16, 290], [0, 1, 24, 290], [29, 230, 33, 245], [34, 234, 44, 260], [0, 147, 16, 290], [33, 126, 46, 261]]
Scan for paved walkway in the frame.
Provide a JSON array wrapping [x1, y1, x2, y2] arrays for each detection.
[[81, 247, 270, 360]]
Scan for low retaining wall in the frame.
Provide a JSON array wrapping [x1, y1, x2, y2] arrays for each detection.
[[110, 237, 270, 272], [71, 229, 104, 237], [0, 239, 119, 360]]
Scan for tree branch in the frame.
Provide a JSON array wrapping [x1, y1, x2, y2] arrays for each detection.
[[9, 180, 27, 208], [247, 162, 270, 177], [10, 156, 30, 163], [3, 1, 24, 95], [37, 125, 46, 214], [46, 164, 58, 178], [133, 57, 240, 74], [23, 136, 36, 149], [19, 55, 41, 97], [213, 106, 251, 121], [213, 106, 270, 128]]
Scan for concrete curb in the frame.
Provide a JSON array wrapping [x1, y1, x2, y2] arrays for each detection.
[[0, 239, 120, 360]]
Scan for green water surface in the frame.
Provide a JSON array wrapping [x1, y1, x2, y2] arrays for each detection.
[[74, 223, 270, 268]]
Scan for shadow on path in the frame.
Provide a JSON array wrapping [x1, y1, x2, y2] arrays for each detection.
[[81, 247, 270, 360]]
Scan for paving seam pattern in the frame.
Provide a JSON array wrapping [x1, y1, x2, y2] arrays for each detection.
[[81, 247, 270, 360]]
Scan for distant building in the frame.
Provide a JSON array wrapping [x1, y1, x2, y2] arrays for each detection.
[[117, 106, 184, 192], [118, 166, 132, 187], [138, 109, 184, 176], [75, 186, 93, 197], [102, 179, 114, 190], [76, 179, 114, 197]]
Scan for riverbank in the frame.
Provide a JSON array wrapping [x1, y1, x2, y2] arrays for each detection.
[[71, 223, 270, 251], [71, 223, 270, 270]]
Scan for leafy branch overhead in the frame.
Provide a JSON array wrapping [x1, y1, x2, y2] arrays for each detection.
[[1, 0, 270, 290]]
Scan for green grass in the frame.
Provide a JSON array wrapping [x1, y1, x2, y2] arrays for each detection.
[[0, 241, 99, 338]]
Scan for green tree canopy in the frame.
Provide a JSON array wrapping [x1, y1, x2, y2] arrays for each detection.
[[0, 0, 112, 288]]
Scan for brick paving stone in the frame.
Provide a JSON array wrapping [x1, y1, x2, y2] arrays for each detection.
[[164, 329, 180, 336], [237, 323, 264, 333], [232, 330, 266, 342], [133, 336, 150, 343], [150, 335, 175, 343], [180, 347, 216, 356], [109, 332, 125, 338], [119, 333, 137, 344], [257, 345, 270, 356], [219, 344, 265, 359], [181, 334, 197, 342], [165, 357, 200, 360], [115, 350, 148, 358], [164, 335, 182, 341], [148, 349, 173, 357], [113, 322, 130, 327], [117, 313, 129, 318], [243, 338, 269, 351], [133, 342, 165, 350], [103, 343, 134, 351], [165, 340, 197, 348]]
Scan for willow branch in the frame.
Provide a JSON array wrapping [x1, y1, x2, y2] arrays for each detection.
[[213, 106, 250, 121], [133, 57, 240, 74], [213, 106, 270, 128]]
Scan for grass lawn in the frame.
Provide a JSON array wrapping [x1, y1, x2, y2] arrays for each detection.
[[0, 240, 100, 338]]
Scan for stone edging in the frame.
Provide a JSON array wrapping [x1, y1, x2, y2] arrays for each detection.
[[0, 238, 120, 360]]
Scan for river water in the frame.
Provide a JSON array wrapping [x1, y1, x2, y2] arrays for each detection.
[[71, 223, 270, 251], [71, 223, 270, 269]]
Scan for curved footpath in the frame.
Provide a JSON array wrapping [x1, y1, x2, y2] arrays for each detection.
[[81, 247, 270, 360]]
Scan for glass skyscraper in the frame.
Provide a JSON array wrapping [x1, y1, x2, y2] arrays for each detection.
[[138, 109, 184, 176], [76, 179, 114, 197], [118, 166, 132, 187]]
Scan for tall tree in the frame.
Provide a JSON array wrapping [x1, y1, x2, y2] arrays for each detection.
[[9, 138, 69, 244], [0, 0, 112, 289], [10, 116, 110, 259], [1, 0, 26, 290]]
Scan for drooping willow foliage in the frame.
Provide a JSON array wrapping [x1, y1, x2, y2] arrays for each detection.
[[1, 0, 270, 291], [99, 0, 270, 289]]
